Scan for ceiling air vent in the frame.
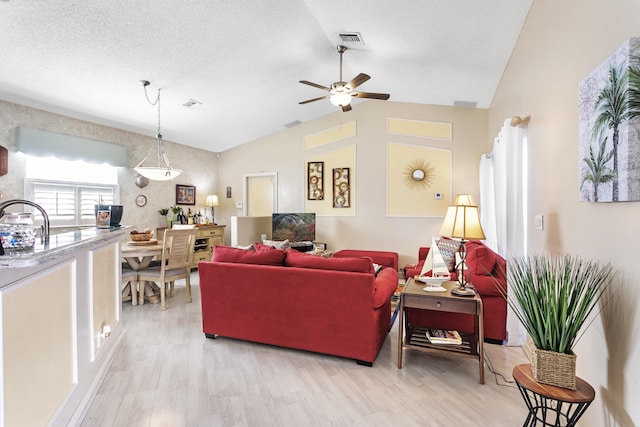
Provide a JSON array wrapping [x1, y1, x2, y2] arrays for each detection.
[[182, 99, 202, 109], [284, 120, 302, 128], [337, 32, 364, 45]]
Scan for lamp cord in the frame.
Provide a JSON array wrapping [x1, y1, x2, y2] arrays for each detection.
[[483, 347, 517, 389]]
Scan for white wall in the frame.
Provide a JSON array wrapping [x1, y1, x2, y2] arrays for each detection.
[[490, 0, 640, 425], [217, 100, 489, 269], [0, 100, 219, 232]]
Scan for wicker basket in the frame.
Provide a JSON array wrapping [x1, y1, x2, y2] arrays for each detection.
[[531, 347, 577, 390], [129, 233, 153, 242]]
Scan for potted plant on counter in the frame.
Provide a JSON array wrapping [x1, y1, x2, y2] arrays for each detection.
[[158, 208, 170, 227], [505, 254, 615, 390]]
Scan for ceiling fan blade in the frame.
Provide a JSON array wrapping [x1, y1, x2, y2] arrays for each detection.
[[347, 73, 370, 90], [341, 104, 352, 112], [299, 95, 330, 105], [299, 80, 331, 91], [352, 91, 390, 100]]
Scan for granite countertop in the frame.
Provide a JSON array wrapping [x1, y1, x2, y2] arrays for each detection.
[[0, 225, 133, 269]]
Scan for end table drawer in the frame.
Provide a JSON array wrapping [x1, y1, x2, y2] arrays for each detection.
[[404, 294, 477, 315]]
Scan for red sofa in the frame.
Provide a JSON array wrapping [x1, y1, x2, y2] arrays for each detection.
[[404, 240, 507, 342], [333, 249, 399, 272], [198, 245, 398, 366]]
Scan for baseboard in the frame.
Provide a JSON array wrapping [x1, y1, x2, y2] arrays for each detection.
[[66, 332, 125, 427]]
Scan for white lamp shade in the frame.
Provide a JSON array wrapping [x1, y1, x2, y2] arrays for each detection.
[[134, 166, 183, 181], [439, 205, 486, 240], [453, 194, 476, 206], [205, 194, 220, 207]]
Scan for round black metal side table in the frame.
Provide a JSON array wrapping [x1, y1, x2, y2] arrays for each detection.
[[512, 364, 595, 427]]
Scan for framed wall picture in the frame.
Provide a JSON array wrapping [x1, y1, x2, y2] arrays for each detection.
[[333, 167, 350, 208], [307, 161, 324, 200], [176, 184, 196, 205]]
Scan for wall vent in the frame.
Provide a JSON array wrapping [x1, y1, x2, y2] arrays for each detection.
[[284, 120, 302, 128], [182, 99, 202, 109], [337, 32, 364, 45], [453, 100, 478, 109]]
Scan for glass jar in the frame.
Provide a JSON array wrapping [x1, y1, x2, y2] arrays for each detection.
[[0, 212, 36, 250]]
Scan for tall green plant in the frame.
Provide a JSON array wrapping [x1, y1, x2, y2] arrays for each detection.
[[505, 254, 614, 354]]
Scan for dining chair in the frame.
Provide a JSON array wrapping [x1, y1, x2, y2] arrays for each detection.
[[137, 228, 197, 310], [121, 263, 138, 306]]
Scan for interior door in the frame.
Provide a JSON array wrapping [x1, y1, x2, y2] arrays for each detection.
[[243, 172, 277, 216]]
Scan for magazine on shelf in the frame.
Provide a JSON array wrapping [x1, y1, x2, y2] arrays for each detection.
[[425, 329, 462, 345]]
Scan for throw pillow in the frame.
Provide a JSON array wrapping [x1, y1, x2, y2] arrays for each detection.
[[235, 244, 255, 251], [285, 249, 373, 273], [212, 245, 286, 265], [464, 241, 497, 276], [261, 238, 290, 249], [437, 237, 461, 272]]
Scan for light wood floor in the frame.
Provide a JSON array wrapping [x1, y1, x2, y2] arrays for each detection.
[[81, 273, 530, 427]]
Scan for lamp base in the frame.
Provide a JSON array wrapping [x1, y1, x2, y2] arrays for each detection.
[[451, 285, 476, 297]]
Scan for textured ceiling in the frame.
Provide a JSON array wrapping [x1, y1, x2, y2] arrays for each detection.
[[0, 0, 532, 153]]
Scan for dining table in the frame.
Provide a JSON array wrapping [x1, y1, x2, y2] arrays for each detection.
[[121, 240, 164, 305]]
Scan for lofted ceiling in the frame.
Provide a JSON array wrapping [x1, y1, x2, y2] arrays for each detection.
[[0, 0, 532, 153]]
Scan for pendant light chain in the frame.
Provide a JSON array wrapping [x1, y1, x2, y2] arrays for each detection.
[[134, 80, 182, 181]]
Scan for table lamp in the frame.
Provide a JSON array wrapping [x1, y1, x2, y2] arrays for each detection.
[[439, 194, 486, 296], [205, 194, 220, 225]]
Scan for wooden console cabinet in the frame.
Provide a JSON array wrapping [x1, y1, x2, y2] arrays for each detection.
[[157, 224, 226, 268], [192, 225, 225, 267]]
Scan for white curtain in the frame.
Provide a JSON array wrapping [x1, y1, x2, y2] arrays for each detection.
[[479, 118, 527, 346]]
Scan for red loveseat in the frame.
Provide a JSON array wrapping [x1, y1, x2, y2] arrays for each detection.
[[404, 240, 507, 342], [198, 245, 398, 366]]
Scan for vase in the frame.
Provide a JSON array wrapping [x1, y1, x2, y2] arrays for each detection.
[[166, 214, 174, 228], [531, 347, 577, 390]]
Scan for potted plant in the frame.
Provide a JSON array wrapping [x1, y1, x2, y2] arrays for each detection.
[[505, 254, 615, 390], [158, 208, 170, 227]]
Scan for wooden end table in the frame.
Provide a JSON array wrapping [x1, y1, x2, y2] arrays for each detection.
[[512, 364, 595, 426], [397, 278, 484, 384]]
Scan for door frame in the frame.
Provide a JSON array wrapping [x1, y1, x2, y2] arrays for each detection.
[[242, 172, 278, 217]]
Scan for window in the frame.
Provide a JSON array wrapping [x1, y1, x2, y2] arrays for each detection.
[[24, 155, 119, 227]]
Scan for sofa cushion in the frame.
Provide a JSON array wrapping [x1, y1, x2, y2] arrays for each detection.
[[212, 245, 286, 265], [437, 237, 460, 271], [285, 249, 373, 273], [261, 238, 290, 249], [465, 241, 497, 276]]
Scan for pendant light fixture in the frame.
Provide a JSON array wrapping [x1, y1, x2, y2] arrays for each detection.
[[134, 80, 183, 181]]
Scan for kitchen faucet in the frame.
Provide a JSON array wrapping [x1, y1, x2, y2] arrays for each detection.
[[0, 199, 50, 247]]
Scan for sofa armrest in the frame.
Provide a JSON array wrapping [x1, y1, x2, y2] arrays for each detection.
[[334, 249, 399, 272], [372, 267, 398, 309], [418, 246, 430, 261]]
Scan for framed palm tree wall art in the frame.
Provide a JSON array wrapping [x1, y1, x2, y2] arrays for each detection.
[[579, 37, 640, 202]]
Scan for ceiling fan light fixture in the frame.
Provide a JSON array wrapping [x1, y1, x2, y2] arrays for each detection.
[[330, 92, 352, 107], [299, 45, 389, 110]]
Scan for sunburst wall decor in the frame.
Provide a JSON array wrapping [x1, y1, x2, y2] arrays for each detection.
[[403, 158, 435, 190], [387, 142, 451, 217]]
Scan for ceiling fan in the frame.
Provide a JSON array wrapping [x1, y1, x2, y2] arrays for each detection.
[[299, 45, 390, 112]]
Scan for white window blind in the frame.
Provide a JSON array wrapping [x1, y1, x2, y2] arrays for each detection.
[[16, 127, 128, 166], [23, 155, 119, 227], [25, 180, 116, 226]]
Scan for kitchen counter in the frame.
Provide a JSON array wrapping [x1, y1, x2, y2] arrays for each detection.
[[1, 224, 132, 426], [0, 226, 132, 286]]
